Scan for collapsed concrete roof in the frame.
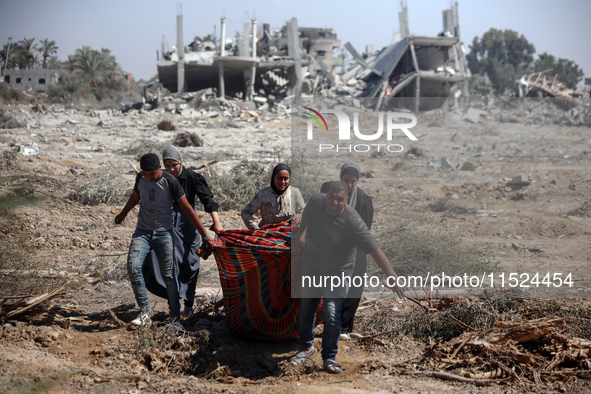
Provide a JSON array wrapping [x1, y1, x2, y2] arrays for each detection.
[[338, 34, 468, 112]]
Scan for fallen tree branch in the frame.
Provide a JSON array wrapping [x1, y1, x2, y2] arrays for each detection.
[[406, 370, 495, 386], [4, 286, 65, 320], [109, 309, 134, 329]]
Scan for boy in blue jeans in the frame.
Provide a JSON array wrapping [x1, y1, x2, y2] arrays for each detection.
[[115, 153, 210, 327]]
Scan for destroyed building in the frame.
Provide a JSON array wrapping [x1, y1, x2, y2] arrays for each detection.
[[297, 27, 341, 77], [157, 3, 468, 112], [336, 2, 468, 111], [518, 71, 586, 99], [157, 15, 328, 101]]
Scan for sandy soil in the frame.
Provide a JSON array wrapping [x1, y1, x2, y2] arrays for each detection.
[[1, 95, 591, 393]]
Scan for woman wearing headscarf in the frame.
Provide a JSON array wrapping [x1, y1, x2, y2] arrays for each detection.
[[143, 145, 224, 319], [241, 163, 306, 230], [320, 161, 374, 340]]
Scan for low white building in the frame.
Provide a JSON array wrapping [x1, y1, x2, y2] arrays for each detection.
[[3, 69, 60, 92]]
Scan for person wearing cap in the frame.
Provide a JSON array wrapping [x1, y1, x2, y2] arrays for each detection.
[[115, 153, 211, 328], [143, 145, 224, 319], [241, 163, 305, 230], [320, 161, 374, 340]]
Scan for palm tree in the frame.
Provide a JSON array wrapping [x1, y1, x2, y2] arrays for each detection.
[[30, 53, 42, 69], [46, 56, 62, 70], [70, 45, 117, 87], [18, 37, 36, 69], [38, 39, 58, 69], [1, 40, 18, 72]]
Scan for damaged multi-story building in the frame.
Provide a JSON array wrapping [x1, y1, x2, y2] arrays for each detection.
[[337, 2, 468, 111], [157, 14, 337, 101], [157, 2, 468, 112]]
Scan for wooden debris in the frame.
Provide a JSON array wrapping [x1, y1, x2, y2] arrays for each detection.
[[407, 370, 494, 386], [109, 309, 134, 329], [1, 286, 65, 321], [196, 159, 218, 170], [417, 316, 591, 386]]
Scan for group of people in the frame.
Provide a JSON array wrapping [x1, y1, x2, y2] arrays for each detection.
[[114, 148, 403, 373]]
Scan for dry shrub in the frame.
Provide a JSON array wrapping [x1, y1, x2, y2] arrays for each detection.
[[69, 165, 132, 206], [0, 84, 24, 103], [356, 297, 591, 344], [355, 297, 520, 341], [404, 299, 498, 341], [125, 139, 169, 158], [0, 111, 26, 129], [0, 209, 64, 297], [157, 119, 176, 131], [372, 226, 497, 279], [173, 132, 203, 147], [0, 148, 19, 170], [203, 160, 272, 211], [355, 298, 501, 341], [428, 198, 477, 215], [286, 152, 320, 202], [521, 299, 591, 339], [202, 150, 316, 211], [567, 200, 591, 217]]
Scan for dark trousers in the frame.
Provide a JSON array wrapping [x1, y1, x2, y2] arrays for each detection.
[[341, 251, 367, 333]]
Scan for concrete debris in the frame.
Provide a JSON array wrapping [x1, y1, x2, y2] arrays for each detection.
[[16, 141, 39, 155], [464, 108, 487, 123], [564, 105, 591, 126], [428, 157, 476, 171], [441, 157, 454, 169]]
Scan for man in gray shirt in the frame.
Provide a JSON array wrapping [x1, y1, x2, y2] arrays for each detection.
[[115, 153, 210, 327], [290, 181, 404, 374]]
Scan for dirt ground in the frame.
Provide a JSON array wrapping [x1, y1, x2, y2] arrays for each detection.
[[1, 93, 591, 393]]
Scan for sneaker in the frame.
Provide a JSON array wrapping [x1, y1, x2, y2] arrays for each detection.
[[349, 332, 363, 339], [130, 311, 153, 326], [339, 333, 350, 341], [182, 306, 194, 319]]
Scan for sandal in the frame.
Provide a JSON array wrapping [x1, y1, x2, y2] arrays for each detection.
[[289, 348, 315, 367], [323, 359, 342, 374]]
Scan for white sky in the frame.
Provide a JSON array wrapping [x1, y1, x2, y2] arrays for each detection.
[[1, 0, 589, 84]]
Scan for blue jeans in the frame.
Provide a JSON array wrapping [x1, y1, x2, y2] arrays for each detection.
[[298, 297, 345, 361], [127, 228, 180, 319]]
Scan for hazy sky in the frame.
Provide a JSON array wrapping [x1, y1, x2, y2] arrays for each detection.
[[1, 0, 589, 84]]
